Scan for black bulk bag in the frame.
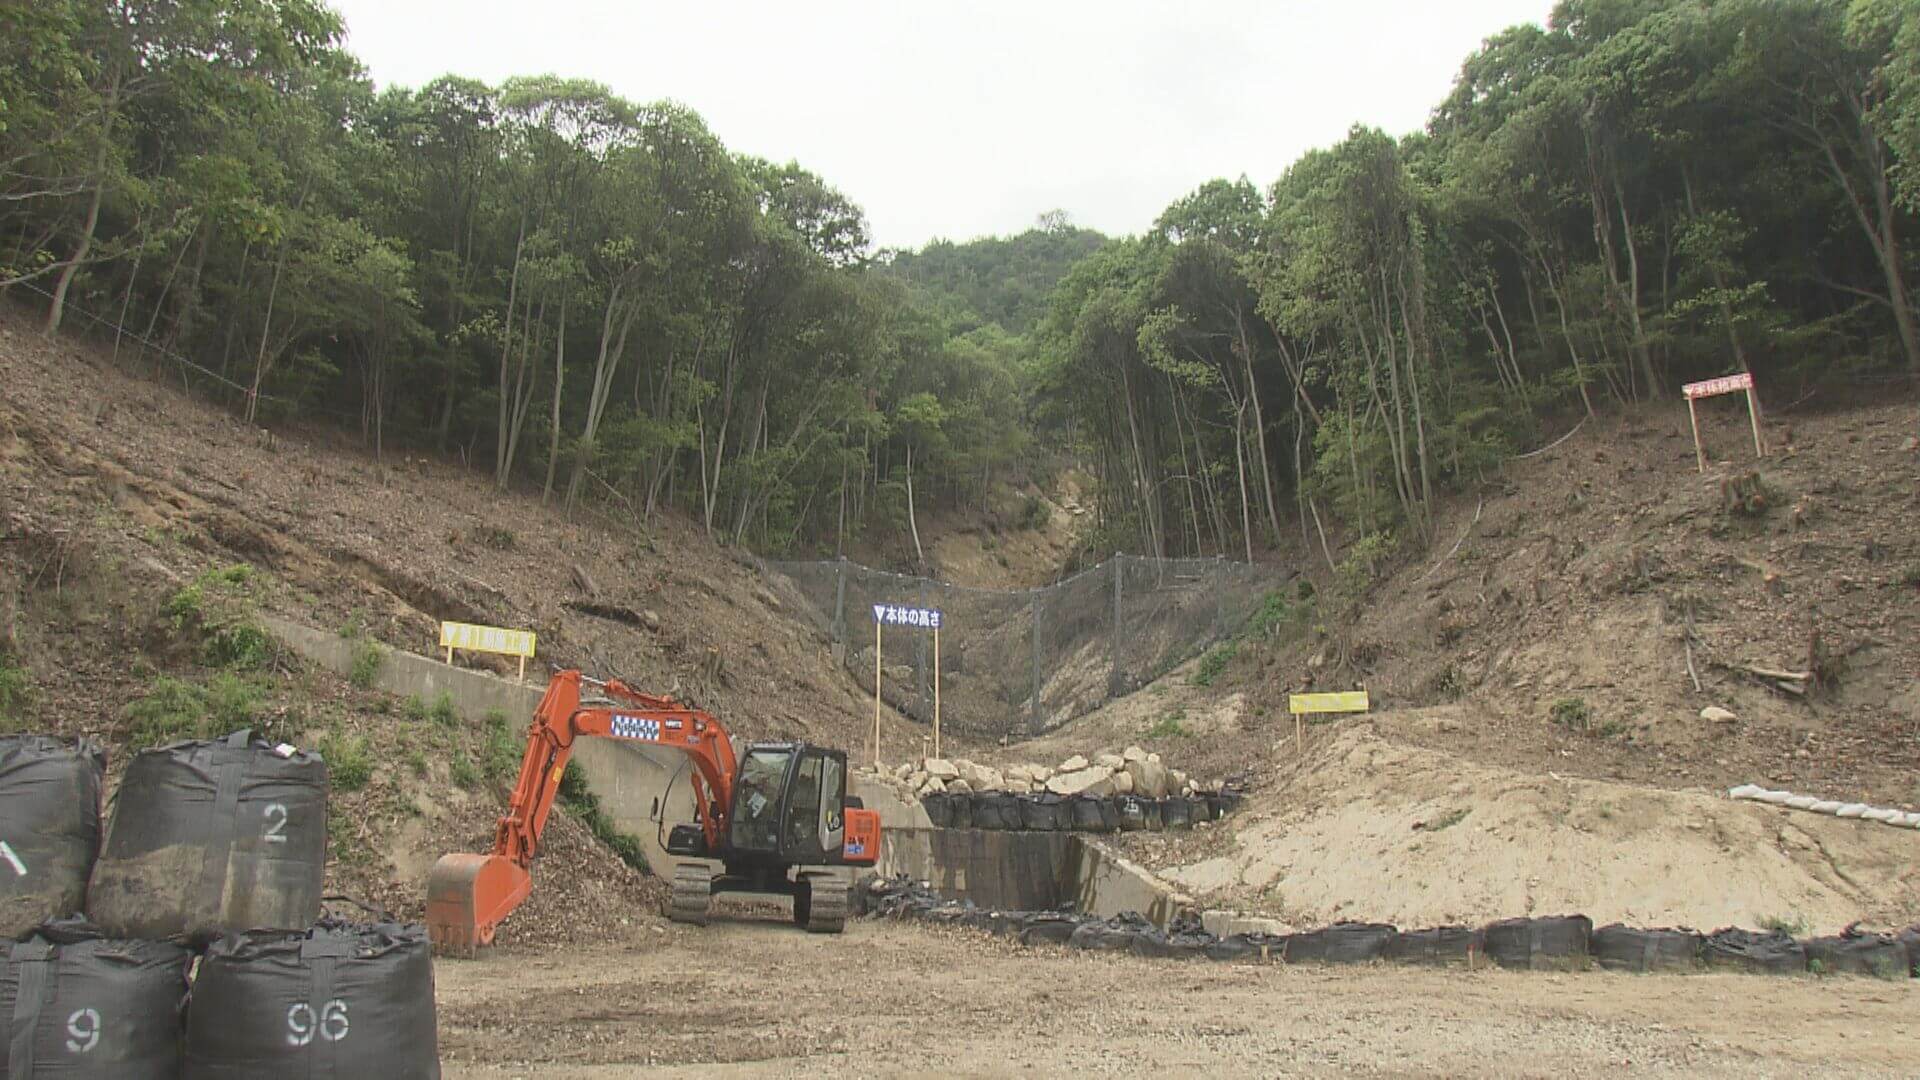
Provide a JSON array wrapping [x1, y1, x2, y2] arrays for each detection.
[[1018, 794, 1066, 832], [921, 792, 955, 829], [1018, 915, 1081, 946], [1, 918, 192, 1078], [1068, 796, 1108, 833], [1115, 795, 1147, 831], [1068, 913, 1154, 953], [1205, 932, 1289, 962], [968, 792, 1011, 831], [1702, 928, 1806, 975], [0, 736, 105, 939], [1901, 926, 1920, 979], [1285, 922, 1398, 964], [945, 789, 974, 829], [1162, 797, 1193, 829], [1802, 931, 1908, 979], [185, 920, 439, 1079], [1387, 926, 1483, 967], [1590, 925, 1702, 973], [88, 732, 327, 945], [1140, 798, 1165, 831], [1481, 916, 1592, 971]]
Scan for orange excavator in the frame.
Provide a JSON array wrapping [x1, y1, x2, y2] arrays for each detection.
[[426, 669, 881, 954]]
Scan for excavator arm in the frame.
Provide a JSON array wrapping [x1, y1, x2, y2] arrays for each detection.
[[426, 669, 739, 954]]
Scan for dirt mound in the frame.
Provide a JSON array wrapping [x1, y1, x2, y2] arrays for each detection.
[[1136, 717, 1920, 931]]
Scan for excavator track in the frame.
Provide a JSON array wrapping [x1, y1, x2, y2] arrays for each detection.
[[798, 873, 848, 934], [669, 864, 712, 926]]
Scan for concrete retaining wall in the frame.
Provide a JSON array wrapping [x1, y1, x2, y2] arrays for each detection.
[[264, 615, 694, 879], [878, 826, 1187, 925]]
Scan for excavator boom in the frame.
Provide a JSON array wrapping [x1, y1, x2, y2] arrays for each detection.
[[426, 670, 738, 954]]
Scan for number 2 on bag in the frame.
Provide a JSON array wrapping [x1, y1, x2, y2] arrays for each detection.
[[0, 840, 24, 876]]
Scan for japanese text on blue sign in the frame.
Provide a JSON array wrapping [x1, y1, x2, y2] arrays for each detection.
[[871, 603, 942, 630]]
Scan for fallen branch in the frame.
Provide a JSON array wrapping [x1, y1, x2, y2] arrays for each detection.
[[1516, 417, 1587, 460], [1682, 596, 1701, 694], [1416, 499, 1483, 584]]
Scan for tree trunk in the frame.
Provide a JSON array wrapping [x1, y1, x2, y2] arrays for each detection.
[[45, 72, 119, 338], [904, 443, 924, 567], [543, 297, 567, 503]]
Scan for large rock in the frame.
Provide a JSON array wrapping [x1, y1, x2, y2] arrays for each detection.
[[1122, 745, 1148, 764], [1058, 754, 1089, 773], [948, 779, 973, 795], [1005, 777, 1032, 794], [924, 758, 960, 781], [1700, 706, 1738, 724], [1095, 753, 1125, 770], [1031, 765, 1054, 783], [1169, 769, 1189, 793], [920, 776, 947, 795], [1046, 765, 1115, 797], [1110, 769, 1135, 795], [1006, 764, 1035, 784], [908, 770, 928, 790], [1126, 758, 1169, 798]]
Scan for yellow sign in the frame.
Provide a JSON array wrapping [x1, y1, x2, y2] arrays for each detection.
[[439, 621, 536, 659], [1289, 690, 1370, 715]]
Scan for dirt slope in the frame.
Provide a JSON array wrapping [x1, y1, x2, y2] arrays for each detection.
[[0, 305, 939, 929]]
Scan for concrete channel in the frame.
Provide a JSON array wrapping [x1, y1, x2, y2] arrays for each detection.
[[268, 615, 1188, 924]]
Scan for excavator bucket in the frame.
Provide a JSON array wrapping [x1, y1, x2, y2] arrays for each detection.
[[426, 852, 533, 957]]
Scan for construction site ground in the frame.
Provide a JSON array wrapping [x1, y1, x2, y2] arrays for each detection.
[[434, 919, 1918, 1078]]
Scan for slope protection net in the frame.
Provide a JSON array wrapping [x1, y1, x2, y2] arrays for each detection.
[[767, 555, 1276, 740]]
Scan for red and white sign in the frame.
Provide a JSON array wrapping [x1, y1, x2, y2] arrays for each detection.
[[1683, 372, 1754, 400]]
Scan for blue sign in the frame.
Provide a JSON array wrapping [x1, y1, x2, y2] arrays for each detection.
[[871, 603, 942, 630]]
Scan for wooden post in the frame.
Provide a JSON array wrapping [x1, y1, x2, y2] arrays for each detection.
[[1295, 712, 1303, 755], [933, 625, 942, 761], [873, 620, 883, 768], [1687, 397, 1706, 473], [445, 646, 454, 665], [1745, 385, 1766, 457], [517, 655, 526, 683]]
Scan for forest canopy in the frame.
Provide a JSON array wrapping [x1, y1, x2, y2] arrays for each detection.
[[3, 0, 1916, 567]]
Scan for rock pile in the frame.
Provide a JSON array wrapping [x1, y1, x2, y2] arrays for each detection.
[[871, 745, 1224, 803]]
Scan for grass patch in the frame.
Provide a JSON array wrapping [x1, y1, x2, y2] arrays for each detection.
[[406, 748, 429, 778], [1145, 709, 1189, 739], [1426, 807, 1470, 831], [481, 708, 519, 782], [320, 729, 374, 791], [0, 648, 29, 731], [1190, 641, 1239, 687], [1758, 912, 1809, 937], [1549, 697, 1591, 730], [402, 694, 430, 723], [558, 763, 649, 872], [348, 638, 384, 689], [450, 750, 479, 789], [124, 672, 268, 749], [431, 692, 459, 727]]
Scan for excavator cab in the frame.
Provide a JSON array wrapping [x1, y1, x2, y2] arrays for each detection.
[[665, 741, 868, 867]]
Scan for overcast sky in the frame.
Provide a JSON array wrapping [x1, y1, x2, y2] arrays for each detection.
[[326, 1, 1558, 250]]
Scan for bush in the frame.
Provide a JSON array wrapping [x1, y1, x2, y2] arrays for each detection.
[[1016, 495, 1051, 531], [558, 764, 649, 870], [204, 620, 274, 670], [349, 639, 384, 689], [1190, 642, 1238, 687], [401, 694, 429, 723], [431, 693, 460, 727], [166, 564, 274, 670], [1145, 710, 1188, 739], [320, 729, 374, 791]]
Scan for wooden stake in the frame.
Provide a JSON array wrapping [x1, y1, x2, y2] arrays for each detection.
[[1687, 397, 1706, 473], [933, 625, 942, 761], [445, 646, 454, 665], [1745, 385, 1766, 457], [873, 620, 883, 768], [517, 655, 526, 683]]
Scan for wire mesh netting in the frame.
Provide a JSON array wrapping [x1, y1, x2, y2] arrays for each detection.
[[766, 555, 1281, 740]]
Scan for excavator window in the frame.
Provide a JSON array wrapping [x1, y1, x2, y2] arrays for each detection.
[[787, 753, 823, 854], [730, 748, 793, 853], [819, 754, 845, 851]]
